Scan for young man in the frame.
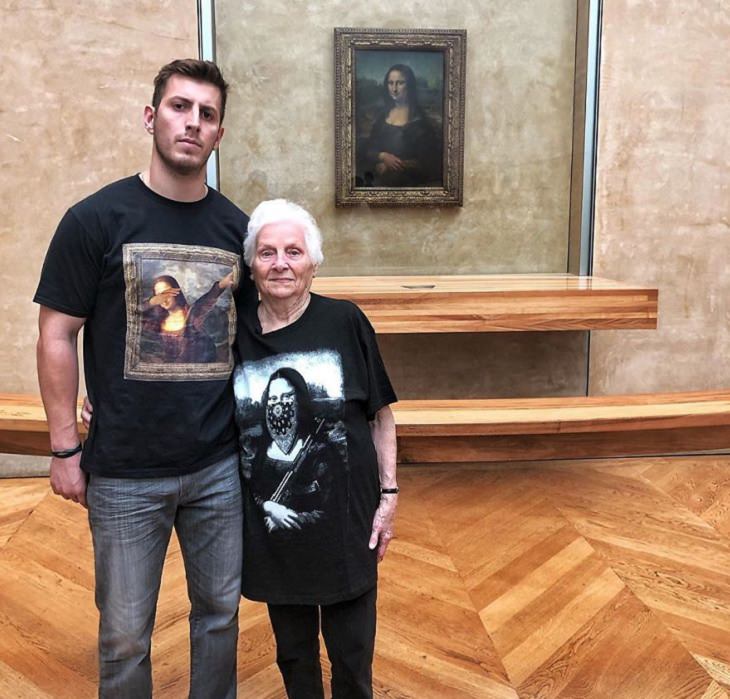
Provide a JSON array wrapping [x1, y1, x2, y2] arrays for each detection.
[[35, 59, 255, 699]]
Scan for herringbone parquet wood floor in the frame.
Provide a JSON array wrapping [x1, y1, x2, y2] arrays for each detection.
[[1, 455, 729, 698]]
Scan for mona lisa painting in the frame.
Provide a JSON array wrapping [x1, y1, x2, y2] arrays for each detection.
[[335, 28, 466, 207]]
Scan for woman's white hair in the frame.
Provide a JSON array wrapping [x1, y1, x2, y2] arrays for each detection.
[[244, 199, 324, 268]]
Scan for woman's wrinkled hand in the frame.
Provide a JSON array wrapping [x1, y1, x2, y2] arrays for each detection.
[[368, 494, 398, 562]]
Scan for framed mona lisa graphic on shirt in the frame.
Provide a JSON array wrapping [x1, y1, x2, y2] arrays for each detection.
[[334, 27, 466, 207]]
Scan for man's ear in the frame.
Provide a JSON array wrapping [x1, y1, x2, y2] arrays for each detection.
[[143, 105, 155, 134], [213, 125, 225, 150]]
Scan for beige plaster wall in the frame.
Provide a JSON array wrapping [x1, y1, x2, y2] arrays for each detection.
[[0, 0, 590, 480], [1, 1, 198, 472], [215, 0, 588, 400], [590, 1, 730, 393], [216, 0, 578, 275]]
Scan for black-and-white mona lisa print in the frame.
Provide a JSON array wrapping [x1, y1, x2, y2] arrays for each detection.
[[233, 350, 347, 536]]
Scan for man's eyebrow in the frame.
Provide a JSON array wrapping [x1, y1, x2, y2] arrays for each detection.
[[166, 95, 220, 114]]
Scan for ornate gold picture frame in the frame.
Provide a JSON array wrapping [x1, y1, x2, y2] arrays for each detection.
[[335, 27, 466, 207]]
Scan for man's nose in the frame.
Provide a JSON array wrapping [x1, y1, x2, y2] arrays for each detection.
[[186, 106, 201, 130]]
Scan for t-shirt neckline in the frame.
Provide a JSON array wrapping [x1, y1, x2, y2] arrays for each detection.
[[254, 293, 319, 338], [133, 173, 213, 208]]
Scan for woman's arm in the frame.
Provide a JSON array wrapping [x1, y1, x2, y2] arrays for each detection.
[[368, 405, 398, 562]]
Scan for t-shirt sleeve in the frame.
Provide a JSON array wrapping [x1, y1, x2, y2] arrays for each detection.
[[352, 304, 397, 420], [233, 258, 259, 364], [235, 261, 258, 312], [33, 208, 104, 318]]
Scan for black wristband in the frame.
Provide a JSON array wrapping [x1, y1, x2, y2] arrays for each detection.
[[51, 444, 82, 459], [380, 487, 399, 495]]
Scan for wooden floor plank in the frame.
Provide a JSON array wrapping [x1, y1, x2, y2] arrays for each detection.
[[549, 588, 712, 699], [640, 457, 730, 538], [0, 478, 49, 548], [694, 655, 730, 693], [0, 658, 60, 699], [501, 567, 625, 685], [526, 460, 730, 691], [1, 455, 729, 696], [701, 681, 730, 699], [470, 525, 581, 610], [480, 536, 595, 631], [517, 588, 711, 699], [374, 491, 515, 697], [486, 552, 613, 657]]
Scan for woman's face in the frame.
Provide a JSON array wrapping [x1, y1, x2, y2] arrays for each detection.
[[252, 222, 317, 304], [387, 70, 408, 105]]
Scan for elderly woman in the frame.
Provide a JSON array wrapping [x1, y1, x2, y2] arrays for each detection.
[[233, 199, 398, 699]]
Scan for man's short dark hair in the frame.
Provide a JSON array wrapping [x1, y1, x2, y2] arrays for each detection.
[[152, 58, 229, 123]]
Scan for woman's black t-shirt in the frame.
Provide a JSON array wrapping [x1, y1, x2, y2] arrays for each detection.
[[234, 293, 397, 605]]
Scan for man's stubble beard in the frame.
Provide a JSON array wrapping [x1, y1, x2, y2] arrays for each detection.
[[153, 134, 209, 177]]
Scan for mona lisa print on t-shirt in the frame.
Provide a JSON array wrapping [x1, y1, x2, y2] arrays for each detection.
[[123, 243, 240, 381], [233, 350, 348, 537]]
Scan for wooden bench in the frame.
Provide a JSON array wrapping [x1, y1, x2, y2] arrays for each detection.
[[3, 391, 730, 464], [312, 274, 658, 333], [4, 274, 670, 467], [0, 395, 80, 457], [394, 391, 730, 462]]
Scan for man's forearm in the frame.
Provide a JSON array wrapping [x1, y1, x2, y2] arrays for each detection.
[[37, 307, 88, 507], [37, 325, 82, 449]]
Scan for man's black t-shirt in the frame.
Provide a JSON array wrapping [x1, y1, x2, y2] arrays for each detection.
[[234, 294, 397, 605], [34, 175, 256, 477]]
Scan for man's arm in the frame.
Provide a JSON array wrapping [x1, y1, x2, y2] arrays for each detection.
[[37, 306, 87, 507], [368, 405, 398, 562]]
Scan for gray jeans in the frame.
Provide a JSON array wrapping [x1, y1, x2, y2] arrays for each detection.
[[87, 453, 242, 699]]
